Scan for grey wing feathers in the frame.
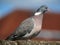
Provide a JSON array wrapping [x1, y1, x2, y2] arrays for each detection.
[[18, 17, 34, 33], [14, 17, 34, 38], [7, 17, 34, 40]]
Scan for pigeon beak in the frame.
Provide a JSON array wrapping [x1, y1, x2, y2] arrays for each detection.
[[47, 9, 51, 12]]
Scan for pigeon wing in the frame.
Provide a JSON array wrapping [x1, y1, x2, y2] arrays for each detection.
[[7, 17, 34, 40]]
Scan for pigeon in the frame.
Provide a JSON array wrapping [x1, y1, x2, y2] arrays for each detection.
[[6, 5, 48, 40]]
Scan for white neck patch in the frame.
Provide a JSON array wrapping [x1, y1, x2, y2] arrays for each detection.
[[34, 12, 42, 16]]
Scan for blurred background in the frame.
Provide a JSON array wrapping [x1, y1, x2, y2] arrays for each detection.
[[0, 0, 60, 40], [0, 0, 60, 18]]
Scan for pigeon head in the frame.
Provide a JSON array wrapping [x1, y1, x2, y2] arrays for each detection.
[[39, 5, 48, 13], [35, 5, 48, 15]]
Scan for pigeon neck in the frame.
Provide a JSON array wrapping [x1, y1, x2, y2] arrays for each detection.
[[34, 12, 42, 16]]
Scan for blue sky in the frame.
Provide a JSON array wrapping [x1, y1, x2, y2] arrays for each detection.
[[0, 0, 60, 18]]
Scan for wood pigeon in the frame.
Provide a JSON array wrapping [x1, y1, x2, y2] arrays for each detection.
[[6, 5, 48, 40]]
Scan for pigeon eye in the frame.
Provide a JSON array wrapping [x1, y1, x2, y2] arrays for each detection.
[[45, 7, 47, 9]]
